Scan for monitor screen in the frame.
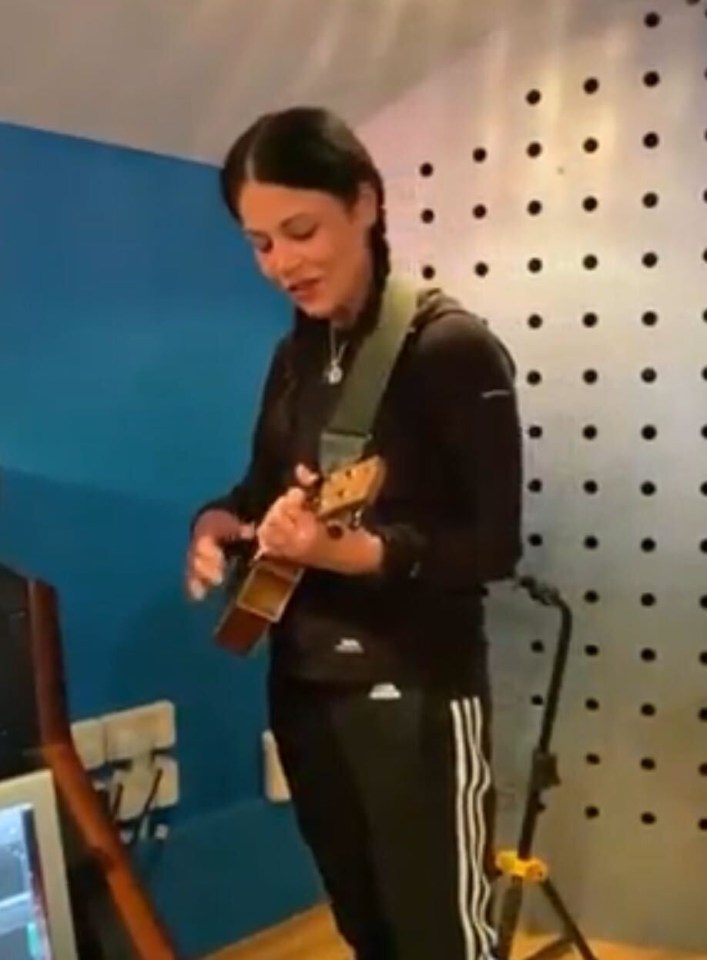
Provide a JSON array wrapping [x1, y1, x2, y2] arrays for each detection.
[[0, 772, 77, 960]]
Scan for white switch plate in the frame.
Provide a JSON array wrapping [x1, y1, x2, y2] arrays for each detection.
[[154, 757, 179, 809], [103, 701, 176, 763], [262, 730, 290, 803]]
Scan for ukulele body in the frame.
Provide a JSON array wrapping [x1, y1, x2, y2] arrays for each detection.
[[213, 455, 386, 657], [214, 555, 303, 655]]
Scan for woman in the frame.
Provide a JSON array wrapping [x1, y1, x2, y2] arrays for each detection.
[[186, 106, 523, 960]]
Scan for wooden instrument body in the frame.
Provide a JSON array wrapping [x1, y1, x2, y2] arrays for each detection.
[[214, 455, 386, 656], [0, 564, 179, 959]]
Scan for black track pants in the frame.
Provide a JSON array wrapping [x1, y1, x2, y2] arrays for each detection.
[[269, 673, 498, 960]]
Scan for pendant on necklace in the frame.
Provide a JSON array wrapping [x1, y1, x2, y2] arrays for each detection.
[[325, 360, 344, 385]]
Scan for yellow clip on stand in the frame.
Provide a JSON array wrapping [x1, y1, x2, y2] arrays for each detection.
[[493, 576, 599, 960], [495, 851, 549, 884]]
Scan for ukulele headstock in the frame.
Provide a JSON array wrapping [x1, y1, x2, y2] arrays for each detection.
[[315, 456, 386, 521]]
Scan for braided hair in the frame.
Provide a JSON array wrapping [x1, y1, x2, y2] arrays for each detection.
[[219, 106, 392, 334]]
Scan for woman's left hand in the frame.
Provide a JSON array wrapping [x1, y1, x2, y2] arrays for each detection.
[[257, 463, 384, 575], [256, 465, 322, 563]]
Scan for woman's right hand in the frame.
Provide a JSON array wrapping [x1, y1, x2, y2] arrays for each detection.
[[185, 509, 254, 600]]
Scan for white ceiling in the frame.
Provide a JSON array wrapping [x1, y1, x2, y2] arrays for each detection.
[[0, 0, 518, 164]]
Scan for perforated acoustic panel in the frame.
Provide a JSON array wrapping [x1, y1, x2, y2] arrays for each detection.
[[360, 0, 707, 952]]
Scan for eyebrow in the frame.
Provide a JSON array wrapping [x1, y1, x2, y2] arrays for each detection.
[[245, 214, 314, 237]]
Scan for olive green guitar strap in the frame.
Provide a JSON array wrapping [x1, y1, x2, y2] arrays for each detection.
[[319, 273, 418, 473]]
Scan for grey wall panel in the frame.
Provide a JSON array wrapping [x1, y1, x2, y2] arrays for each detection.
[[0, 0, 517, 162], [360, 0, 707, 951]]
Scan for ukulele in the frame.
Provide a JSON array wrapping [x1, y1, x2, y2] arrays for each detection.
[[213, 455, 387, 655]]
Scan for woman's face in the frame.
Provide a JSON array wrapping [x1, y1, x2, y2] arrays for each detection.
[[238, 179, 377, 320]]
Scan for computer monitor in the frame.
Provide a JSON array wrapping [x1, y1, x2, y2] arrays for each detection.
[[0, 769, 78, 960]]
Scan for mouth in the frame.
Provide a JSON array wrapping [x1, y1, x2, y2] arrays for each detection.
[[287, 278, 321, 302]]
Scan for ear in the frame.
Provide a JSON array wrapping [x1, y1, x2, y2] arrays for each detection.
[[354, 183, 379, 230]]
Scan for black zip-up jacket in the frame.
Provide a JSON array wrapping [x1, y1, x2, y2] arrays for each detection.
[[193, 287, 523, 692]]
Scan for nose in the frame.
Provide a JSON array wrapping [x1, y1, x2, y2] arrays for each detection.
[[263, 241, 302, 284]]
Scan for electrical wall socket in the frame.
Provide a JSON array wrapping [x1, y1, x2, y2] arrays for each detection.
[[71, 718, 105, 769], [112, 762, 155, 822], [103, 701, 176, 763], [111, 754, 179, 822]]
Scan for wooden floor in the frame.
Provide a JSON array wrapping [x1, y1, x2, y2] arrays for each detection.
[[207, 904, 706, 960]]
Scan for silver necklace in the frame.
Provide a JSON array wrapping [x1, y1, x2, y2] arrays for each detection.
[[324, 324, 347, 385]]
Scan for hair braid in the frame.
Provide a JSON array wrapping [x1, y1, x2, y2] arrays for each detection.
[[370, 205, 391, 295], [357, 177, 392, 335]]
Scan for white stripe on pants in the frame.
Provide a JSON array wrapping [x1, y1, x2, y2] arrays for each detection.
[[451, 697, 498, 959]]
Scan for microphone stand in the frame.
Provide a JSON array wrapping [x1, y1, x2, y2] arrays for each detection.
[[495, 575, 598, 960]]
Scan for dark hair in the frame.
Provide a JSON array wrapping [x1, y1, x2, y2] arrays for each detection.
[[220, 106, 391, 309]]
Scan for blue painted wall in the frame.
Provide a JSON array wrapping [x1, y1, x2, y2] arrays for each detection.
[[0, 123, 321, 958]]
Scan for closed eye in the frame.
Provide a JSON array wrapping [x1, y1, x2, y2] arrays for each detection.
[[284, 219, 318, 242], [246, 218, 318, 253]]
